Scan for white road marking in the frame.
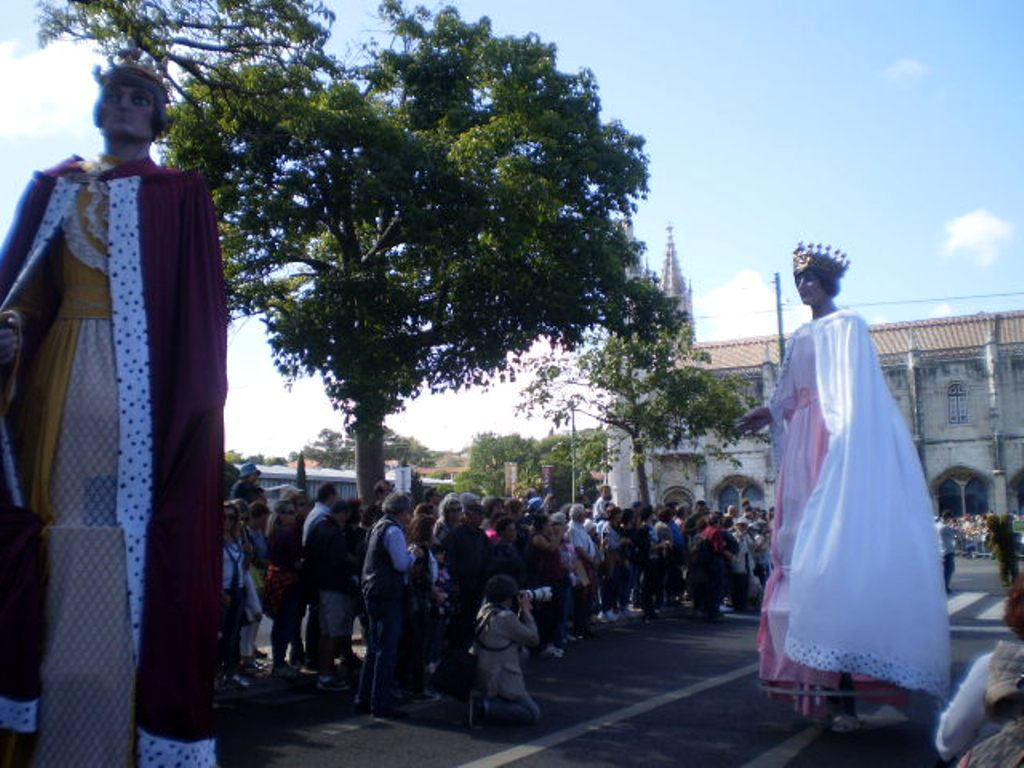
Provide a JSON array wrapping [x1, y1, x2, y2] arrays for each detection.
[[736, 704, 909, 768], [978, 600, 1006, 621], [455, 662, 759, 768], [737, 725, 822, 768], [947, 592, 986, 616]]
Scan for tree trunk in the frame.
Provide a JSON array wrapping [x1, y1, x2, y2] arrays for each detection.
[[632, 438, 652, 507], [355, 422, 385, 503]]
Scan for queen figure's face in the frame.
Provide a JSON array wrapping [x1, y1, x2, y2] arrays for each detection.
[[796, 270, 829, 309], [98, 84, 156, 143]]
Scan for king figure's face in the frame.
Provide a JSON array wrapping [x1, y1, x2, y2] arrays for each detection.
[[98, 83, 156, 144]]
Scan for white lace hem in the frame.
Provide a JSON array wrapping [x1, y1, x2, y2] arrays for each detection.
[[137, 728, 216, 767], [0, 694, 38, 733], [785, 635, 946, 699]]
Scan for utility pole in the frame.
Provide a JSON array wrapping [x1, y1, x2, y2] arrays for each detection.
[[570, 405, 577, 503], [774, 272, 785, 363]]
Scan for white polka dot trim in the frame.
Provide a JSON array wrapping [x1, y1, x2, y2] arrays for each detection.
[[107, 176, 153, 665], [137, 728, 217, 768], [0, 694, 38, 733], [785, 635, 947, 699], [15, 177, 77, 289]]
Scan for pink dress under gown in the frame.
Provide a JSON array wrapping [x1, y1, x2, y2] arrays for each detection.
[[757, 324, 839, 708]]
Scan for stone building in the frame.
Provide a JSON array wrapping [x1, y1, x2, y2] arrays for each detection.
[[608, 239, 1024, 517]]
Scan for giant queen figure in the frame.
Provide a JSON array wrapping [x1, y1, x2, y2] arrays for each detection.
[[0, 57, 226, 766], [737, 243, 950, 731]]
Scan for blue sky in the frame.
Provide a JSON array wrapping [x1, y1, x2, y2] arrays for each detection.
[[1, 1, 1021, 453]]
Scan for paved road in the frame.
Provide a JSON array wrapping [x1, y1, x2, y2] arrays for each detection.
[[217, 557, 1008, 767]]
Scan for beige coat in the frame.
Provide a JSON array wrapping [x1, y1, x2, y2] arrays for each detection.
[[473, 606, 538, 700]]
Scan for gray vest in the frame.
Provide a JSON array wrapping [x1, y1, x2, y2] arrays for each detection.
[[362, 517, 405, 603]]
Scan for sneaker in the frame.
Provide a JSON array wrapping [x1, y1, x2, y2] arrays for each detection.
[[607, 610, 621, 622], [597, 611, 610, 622], [272, 665, 300, 680], [230, 673, 252, 688], [830, 713, 861, 733], [541, 644, 563, 659], [316, 676, 350, 692]]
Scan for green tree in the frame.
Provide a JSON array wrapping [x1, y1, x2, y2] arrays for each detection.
[[520, 329, 749, 506], [295, 452, 308, 494], [536, 428, 609, 503], [299, 427, 437, 469], [301, 428, 356, 469], [241, 453, 288, 467], [382, 430, 438, 467], [456, 433, 540, 497], [43, 0, 676, 501], [39, 0, 335, 99]]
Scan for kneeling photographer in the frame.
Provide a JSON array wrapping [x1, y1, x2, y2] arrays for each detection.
[[470, 575, 542, 725]]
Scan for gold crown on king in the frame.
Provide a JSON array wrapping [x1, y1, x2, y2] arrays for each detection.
[[792, 241, 850, 278], [94, 49, 169, 96]]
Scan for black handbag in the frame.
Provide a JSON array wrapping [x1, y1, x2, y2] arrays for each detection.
[[430, 646, 477, 702], [430, 605, 514, 701]]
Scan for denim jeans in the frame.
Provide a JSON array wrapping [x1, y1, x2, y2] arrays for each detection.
[[554, 583, 572, 648], [356, 598, 404, 713], [220, 586, 245, 672], [484, 693, 541, 724], [271, 586, 303, 667]]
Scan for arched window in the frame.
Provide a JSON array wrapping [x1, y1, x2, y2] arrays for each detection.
[[742, 485, 764, 506], [938, 478, 963, 517], [948, 382, 968, 425], [964, 478, 989, 517], [663, 487, 694, 509], [718, 485, 739, 512]]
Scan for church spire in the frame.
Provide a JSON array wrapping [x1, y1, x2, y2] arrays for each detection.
[[660, 224, 693, 329]]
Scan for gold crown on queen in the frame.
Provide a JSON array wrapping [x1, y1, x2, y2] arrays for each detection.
[[792, 241, 850, 278]]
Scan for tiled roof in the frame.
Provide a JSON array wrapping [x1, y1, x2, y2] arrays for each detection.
[[696, 310, 1024, 371]]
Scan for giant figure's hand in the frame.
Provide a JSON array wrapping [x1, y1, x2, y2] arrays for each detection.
[[0, 318, 19, 366], [735, 406, 772, 436]]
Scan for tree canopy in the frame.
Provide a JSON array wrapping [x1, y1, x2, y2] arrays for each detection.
[[519, 329, 749, 505], [454, 429, 608, 502], [40, 0, 678, 499]]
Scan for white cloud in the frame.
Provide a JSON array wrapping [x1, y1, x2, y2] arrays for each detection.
[[0, 40, 103, 139], [883, 57, 929, 84], [941, 209, 1013, 268], [929, 302, 953, 318], [693, 269, 808, 343]]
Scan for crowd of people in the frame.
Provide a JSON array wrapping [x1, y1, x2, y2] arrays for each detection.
[[218, 466, 775, 720]]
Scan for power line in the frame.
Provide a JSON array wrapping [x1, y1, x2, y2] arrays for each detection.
[[692, 290, 1024, 321]]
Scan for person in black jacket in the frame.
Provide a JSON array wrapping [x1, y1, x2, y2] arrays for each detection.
[[487, 517, 528, 587], [305, 501, 359, 691], [446, 493, 491, 648]]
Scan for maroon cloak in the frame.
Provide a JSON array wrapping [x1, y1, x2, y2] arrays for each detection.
[[0, 156, 226, 759]]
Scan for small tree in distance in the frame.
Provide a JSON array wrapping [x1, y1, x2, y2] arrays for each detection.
[[295, 452, 308, 495], [519, 329, 749, 506]]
